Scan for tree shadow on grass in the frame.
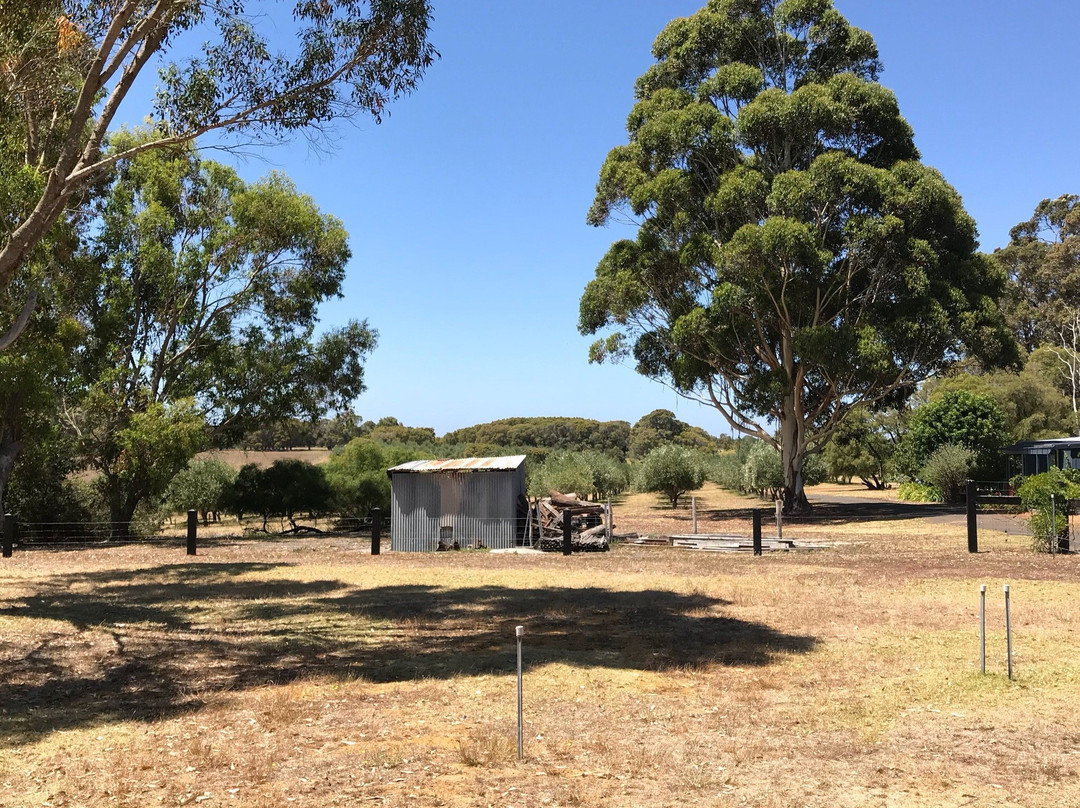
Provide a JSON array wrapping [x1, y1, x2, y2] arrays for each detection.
[[0, 562, 816, 746]]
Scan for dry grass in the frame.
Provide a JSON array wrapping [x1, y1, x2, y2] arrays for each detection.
[[1, 492, 1079, 807], [199, 447, 331, 469]]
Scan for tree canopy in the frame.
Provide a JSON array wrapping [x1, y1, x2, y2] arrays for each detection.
[[66, 143, 375, 531], [0, 0, 435, 346], [995, 195, 1080, 354], [579, 0, 1014, 511]]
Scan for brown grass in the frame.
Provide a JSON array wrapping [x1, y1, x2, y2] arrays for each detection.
[[1, 491, 1078, 807], [199, 447, 332, 469]]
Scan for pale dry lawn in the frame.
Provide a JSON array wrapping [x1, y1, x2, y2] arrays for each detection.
[[1, 493, 1078, 808]]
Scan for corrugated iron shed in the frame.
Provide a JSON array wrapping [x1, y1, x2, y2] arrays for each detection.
[[388, 456, 527, 551]]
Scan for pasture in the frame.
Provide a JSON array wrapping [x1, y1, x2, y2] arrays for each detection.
[[1, 488, 1078, 807]]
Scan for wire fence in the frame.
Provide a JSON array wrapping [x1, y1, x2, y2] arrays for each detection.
[[1, 512, 393, 551]]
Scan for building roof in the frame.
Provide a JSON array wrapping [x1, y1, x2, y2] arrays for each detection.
[[387, 455, 526, 474], [1003, 438, 1080, 455]]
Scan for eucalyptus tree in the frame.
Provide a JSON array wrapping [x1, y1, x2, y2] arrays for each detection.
[[69, 141, 376, 534], [580, 0, 1014, 511], [0, 0, 435, 347], [995, 195, 1080, 353]]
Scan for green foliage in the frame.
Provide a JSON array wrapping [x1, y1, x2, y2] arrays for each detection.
[[741, 441, 783, 500], [628, 409, 725, 459], [166, 458, 236, 523], [896, 482, 943, 503], [529, 451, 629, 500], [579, 0, 1015, 510], [995, 195, 1080, 352], [324, 438, 423, 516], [223, 460, 332, 530], [77, 396, 206, 533], [0, 0, 436, 303], [822, 407, 895, 488], [637, 444, 706, 508], [443, 416, 632, 458], [1016, 468, 1080, 552], [67, 144, 376, 526], [918, 443, 975, 504], [897, 391, 1010, 481], [924, 351, 1074, 441]]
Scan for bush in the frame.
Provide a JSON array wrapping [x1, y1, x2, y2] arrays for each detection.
[[741, 441, 783, 499], [637, 444, 706, 508], [528, 451, 630, 500], [167, 458, 236, 524], [918, 443, 976, 503], [1017, 468, 1080, 552], [896, 482, 943, 502], [222, 460, 331, 530], [323, 438, 423, 516], [896, 391, 1010, 480]]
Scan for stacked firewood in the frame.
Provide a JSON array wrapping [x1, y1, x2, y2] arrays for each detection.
[[534, 490, 610, 552]]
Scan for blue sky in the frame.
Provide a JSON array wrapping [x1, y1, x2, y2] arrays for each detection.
[[119, 1, 1080, 437]]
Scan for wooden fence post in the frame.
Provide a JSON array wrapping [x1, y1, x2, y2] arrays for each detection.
[[752, 509, 762, 556], [371, 507, 381, 555], [186, 510, 197, 556], [2, 513, 14, 558], [562, 509, 573, 556]]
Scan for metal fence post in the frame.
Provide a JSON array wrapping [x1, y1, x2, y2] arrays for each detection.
[[979, 584, 986, 674], [562, 509, 573, 556], [186, 510, 197, 556], [1005, 584, 1013, 681], [775, 499, 783, 540], [691, 496, 697, 534], [966, 480, 978, 553], [516, 625, 524, 759], [371, 507, 381, 555], [1051, 494, 1057, 555], [2, 513, 14, 558], [752, 509, 762, 556]]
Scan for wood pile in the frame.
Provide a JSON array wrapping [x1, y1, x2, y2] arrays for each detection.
[[534, 490, 610, 552]]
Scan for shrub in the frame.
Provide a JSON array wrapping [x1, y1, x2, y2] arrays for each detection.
[[918, 443, 976, 503], [637, 444, 706, 508], [896, 482, 943, 502], [896, 391, 1010, 480], [741, 441, 783, 499], [1017, 468, 1080, 552], [167, 458, 236, 524]]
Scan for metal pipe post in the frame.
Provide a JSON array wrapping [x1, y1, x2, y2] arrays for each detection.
[[752, 509, 762, 556], [979, 584, 986, 674], [1051, 495, 1057, 555], [775, 499, 783, 540], [186, 510, 197, 556], [691, 497, 697, 534], [605, 499, 612, 542], [1005, 585, 1013, 681], [371, 507, 381, 555], [516, 625, 524, 759], [2, 513, 13, 558], [562, 508, 572, 556], [966, 480, 978, 553]]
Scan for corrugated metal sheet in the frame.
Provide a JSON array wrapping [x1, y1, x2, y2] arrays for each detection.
[[389, 463, 526, 552], [387, 455, 526, 474]]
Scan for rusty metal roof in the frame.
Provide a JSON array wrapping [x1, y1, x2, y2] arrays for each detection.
[[387, 455, 526, 473]]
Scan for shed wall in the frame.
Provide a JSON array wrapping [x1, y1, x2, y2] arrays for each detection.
[[390, 467, 525, 551]]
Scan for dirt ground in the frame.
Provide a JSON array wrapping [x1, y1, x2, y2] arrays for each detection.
[[0, 484, 1077, 807]]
